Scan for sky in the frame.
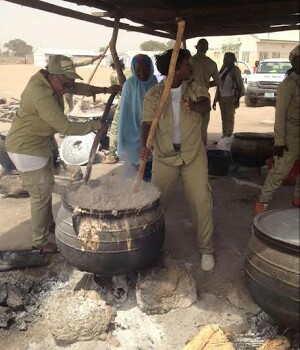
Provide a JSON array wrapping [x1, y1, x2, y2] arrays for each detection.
[[0, 0, 167, 52], [0, 0, 299, 53]]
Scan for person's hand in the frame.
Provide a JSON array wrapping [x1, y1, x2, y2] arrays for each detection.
[[107, 85, 121, 94], [92, 54, 104, 62], [181, 98, 194, 112], [140, 146, 151, 161], [212, 101, 217, 110], [273, 145, 288, 157]]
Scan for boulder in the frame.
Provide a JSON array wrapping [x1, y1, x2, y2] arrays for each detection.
[[44, 290, 115, 344], [136, 258, 197, 315]]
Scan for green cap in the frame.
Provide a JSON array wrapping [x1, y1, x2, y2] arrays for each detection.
[[47, 55, 83, 80]]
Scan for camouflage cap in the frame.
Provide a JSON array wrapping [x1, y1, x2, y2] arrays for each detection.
[[289, 45, 300, 63], [47, 55, 83, 80]]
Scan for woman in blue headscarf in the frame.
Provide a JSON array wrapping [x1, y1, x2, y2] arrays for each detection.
[[117, 54, 158, 180]]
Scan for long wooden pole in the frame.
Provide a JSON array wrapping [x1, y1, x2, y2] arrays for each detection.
[[86, 44, 109, 85], [133, 19, 186, 192], [84, 92, 117, 183], [109, 14, 126, 86]]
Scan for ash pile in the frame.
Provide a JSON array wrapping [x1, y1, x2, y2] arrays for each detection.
[[0, 270, 68, 331]]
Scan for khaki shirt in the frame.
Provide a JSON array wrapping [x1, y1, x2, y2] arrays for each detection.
[[143, 80, 209, 166], [191, 53, 220, 90], [6, 70, 101, 157], [274, 72, 300, 152], [110, 68, 132, 85]]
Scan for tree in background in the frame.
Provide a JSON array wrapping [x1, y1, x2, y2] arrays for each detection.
[[99, 46, 106, 53], [140, 40, 168, 51], [4, 39, 33, 57]]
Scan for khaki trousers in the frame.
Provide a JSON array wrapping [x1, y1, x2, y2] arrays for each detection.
[[201, 112, 210, 146], [152, 149, 214, 254], [259, 150, 300, 203], [108, 101, 120, 159], [219, 96, 237, 137], [20, 159, 55, 248]]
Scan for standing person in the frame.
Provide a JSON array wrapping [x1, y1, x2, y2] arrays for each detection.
[[140, 49, 215, 271], [6, 55, 120, 254], [213, 52, 245, 137], [103, 59, 132, 164], [117, 54, 157, 180], [191, 38, 220, 145], [255, 45, 300, 214], [64, 53, 104, 114], [253, 60, 260, 73]]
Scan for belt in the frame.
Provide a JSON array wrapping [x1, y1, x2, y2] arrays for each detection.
[[173, 143, 181, 152]]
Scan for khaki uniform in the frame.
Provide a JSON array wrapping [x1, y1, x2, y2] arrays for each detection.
[[143, 80, 214, 253], [6, 70, 102, 247], [107, 68, 132, 159], [191, 53, 220, 145], [64, 58, 95, 114], [217, 66, 244, 137], [259, 72, 300, 203]]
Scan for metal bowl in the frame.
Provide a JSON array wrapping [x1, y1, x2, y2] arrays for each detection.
[[59, 133, 95, 166]]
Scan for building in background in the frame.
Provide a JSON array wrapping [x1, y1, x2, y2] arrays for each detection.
[[187, 31, 299, 69], [33, 48, 109, 67]]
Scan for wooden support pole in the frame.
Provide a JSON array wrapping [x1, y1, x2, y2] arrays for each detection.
[[109, 14, 126, 86]]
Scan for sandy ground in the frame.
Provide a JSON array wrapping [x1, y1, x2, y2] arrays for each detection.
[[0, 65, 297, 350]]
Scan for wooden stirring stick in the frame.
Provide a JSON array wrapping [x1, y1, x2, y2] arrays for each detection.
[[133, 19, 186, 192], [84, 92, 117, 183]]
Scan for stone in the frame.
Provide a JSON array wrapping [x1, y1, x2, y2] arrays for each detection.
[[44, 289, 115, 344], [0, 306, 14, 328], [16, 320, 27, 331], [136, 258, 197, 315], [0, 283, 7, 305], [6, 284, 23, 309], [226, 282, 261, 314], [182, 324, 235, 350]]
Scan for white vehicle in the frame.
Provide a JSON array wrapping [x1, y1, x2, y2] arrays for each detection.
[[245, 58, 292, 107], [236, 60, 252, 84]]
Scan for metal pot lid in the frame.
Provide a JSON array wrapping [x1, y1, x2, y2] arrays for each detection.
[[59, 133, 95, 166], [253, 208, 299, 247]]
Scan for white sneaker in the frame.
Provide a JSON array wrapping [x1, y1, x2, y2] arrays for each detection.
[[201, 254, 215, 272]]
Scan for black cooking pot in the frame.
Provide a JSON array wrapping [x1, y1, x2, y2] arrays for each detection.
[[0, 130, 16, 173], [231, 132, 274, 167], [245, 208, 299, 330], [55, 190, 165, 276]]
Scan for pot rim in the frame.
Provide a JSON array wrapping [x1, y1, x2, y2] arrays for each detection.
[[233, 132, 274, 140], [61, 194, 161, 218]]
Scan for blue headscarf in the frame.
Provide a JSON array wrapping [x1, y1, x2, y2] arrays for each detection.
[[117, 54, 157, 165]]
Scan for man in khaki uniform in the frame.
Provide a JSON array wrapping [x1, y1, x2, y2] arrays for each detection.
[[191, 39, 220, 145], [64, 54, 104, 114], [104, 59, 132, 163], [255, 45, 300, 214], [6, 55, 120, 253], [141, 49, 215, 271]]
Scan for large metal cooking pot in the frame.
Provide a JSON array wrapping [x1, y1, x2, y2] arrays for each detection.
[[55, 187, 165, 276], [231, 132, 274, 167], [0, 130, 17, 173], [245, 208, 299, 330]]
